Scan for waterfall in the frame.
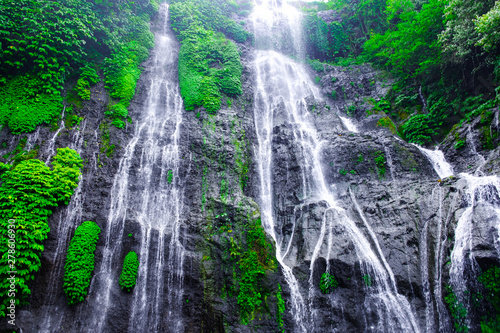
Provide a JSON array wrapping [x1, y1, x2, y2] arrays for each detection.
[[338, 115, 359, 133], [82, 4, 186, 331], [414, 145, 454, 179], [418, 145, 500, 331], [449, 174, 500, 326], [251, 2, 420, 331]]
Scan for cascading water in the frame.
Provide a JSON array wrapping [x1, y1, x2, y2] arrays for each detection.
[[82, 4, 186, 331], [417, 145, 500, 331], [449, 174, 500, 326], [252, 1, 420, 332]]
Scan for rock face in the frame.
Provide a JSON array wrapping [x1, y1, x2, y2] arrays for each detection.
[[1, 6, 500, 333]]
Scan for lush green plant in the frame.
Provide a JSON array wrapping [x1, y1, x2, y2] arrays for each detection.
[[167, 170, 174, 184], [63, 221, 101, 305], [170, 0, 250, 43], [170, 0, 245, 115], [0, 0, 101, 94], [331, 90, 338, 100], [403, 114, 434, 145], [119, 251, 140, 292], [362, 274, 372, 287], [104, 40, 152, 127], [377, 116, 397, 135], [237, 219, 275, 324], [75, 65, 100, 100], [0, 148, 82, 316], [0, 75, 63, 134], [0, 0, 160, 129], [339, 169, 347, 175], [373, 151, 386, 177], [444, 285, 468, 333], [177, 26, 242, 115], [455, 140, 466, 150], [276, 284, 285, 332], [319, 272, 339, 294]]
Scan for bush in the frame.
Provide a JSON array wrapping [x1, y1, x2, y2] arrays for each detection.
[[119, 251, 140, 292], [178, 26, 242, 114], [63, 221, 101, 305], [0, 75, 63, 134], [0, 148, 82, 316], [403, 114, 434, 145]]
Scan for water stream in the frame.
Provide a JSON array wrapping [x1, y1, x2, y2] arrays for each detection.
[[417, 144, 500, 331], [83, 4, 186, 331], [252, 2, 420, 331]]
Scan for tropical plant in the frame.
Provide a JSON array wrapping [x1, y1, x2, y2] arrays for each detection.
[[63, 221, 101, 305]]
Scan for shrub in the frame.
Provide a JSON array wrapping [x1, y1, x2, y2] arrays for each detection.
[[0, 75, 63, 134], [63, 221, 101, 305], [119, 251, 140, 292], [178, 26, 242, 114], [403, 114, 434, 145], [0, 148, 82, 316], [319, 272, 339, 294]]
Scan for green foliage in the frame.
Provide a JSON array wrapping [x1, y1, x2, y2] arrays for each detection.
[[362, 274, 372, 287], [363, 0, 445, 82], [319, 272, 339, 294], [63, 221, 101, 305], [403, 114, 433, 145], [276, 284, 285, 332], [373, 151, 386, 178], [444, 285, 468, 333], [455, 140, 466, 150], [75, 65, 100, 100], [178, 26, 242, 114], [479, 266, 500, 312], [339, 169, 347, 175], [170, 0, 251, 43], [439, 0, 496, 62], [0, 75, 63, 134], [0, 0, 101, 94], [237, 219, 275, 324], [475, 2, 500, 51], [377, 116, 397, 135], [0, 148, 82, 316], [119, 251, 140, 292], [331, 90, 338, 100], [104, 40, 151, 127], [167, 170, 174, 184], [304, 12, 349, 60], [0, 0, 159, 128]]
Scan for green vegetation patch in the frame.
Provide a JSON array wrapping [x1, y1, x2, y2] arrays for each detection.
[[0, 148, 82, 316], [63, 221, 101, 305], [377, 116, 397, 135], [0, 75, 63, 134], [178, 27, 242, 115], [319, 272, 339, 294], [119, 251, 140, 292], [170, 0, 245, 115], [276, 284, 285, 332], [237, 219, 276, 324], [444, 285, 468, 333]]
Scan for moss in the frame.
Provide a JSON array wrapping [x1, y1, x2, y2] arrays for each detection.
[[377, 116, 398, 135], [99, 121, 116, 158]]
